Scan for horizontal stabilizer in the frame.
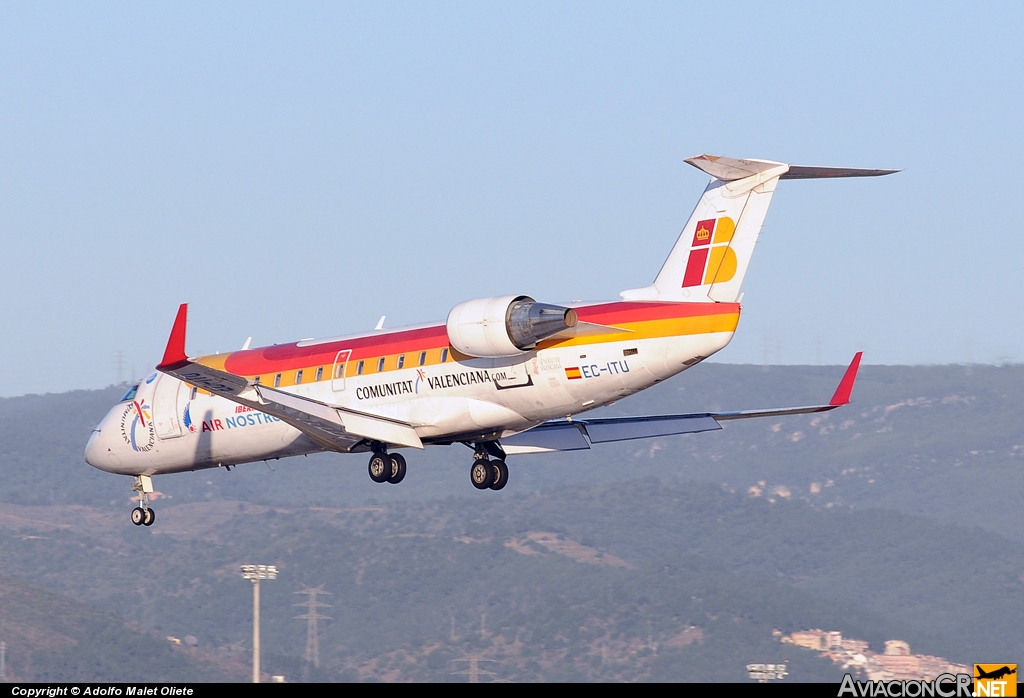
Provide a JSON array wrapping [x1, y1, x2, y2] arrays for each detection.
[[684, 155, 786, 182], [685, 154, 899, 182], [781, 166, 900, 180]]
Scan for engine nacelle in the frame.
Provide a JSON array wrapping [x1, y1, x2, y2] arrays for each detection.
[[446, 295, 578, 358]]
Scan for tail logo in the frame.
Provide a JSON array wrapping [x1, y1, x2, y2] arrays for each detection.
[[683, 217, 737, 288]]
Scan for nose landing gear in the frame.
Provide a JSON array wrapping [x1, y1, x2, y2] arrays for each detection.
[[130, 475, 156, 527]]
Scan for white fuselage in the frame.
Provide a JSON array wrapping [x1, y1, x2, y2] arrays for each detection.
[[85, 326, 734, 477]]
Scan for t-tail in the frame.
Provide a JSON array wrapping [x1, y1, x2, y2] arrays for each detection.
[[620, 155, 897, 303]]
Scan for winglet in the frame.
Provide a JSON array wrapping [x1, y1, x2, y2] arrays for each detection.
[[157, 303, 189, 370], [829, 352, 863, 406]]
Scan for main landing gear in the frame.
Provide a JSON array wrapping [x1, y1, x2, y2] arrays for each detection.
[[368, 450, 406, 485], [469, 442, 508, 491], [130, 475, 156, 527], [365, 442, 510, 491]]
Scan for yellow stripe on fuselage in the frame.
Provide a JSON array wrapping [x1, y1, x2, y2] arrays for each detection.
[[538, 311, 740, 350]]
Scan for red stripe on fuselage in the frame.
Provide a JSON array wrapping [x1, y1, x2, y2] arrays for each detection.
[[223, 325, 449, 375], [221, 301, 739, 376], [575, 300, 739, 325]]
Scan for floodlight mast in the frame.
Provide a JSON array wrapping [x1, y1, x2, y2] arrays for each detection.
[[241, 564, 278, 683]]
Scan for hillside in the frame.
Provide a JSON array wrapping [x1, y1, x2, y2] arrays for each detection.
[[0, 365, 1021, 681], [2, 364, 1021, 541], [0, 479, 1020, 681], [0, 573, 242, 681]]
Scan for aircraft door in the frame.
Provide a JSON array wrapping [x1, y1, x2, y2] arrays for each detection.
[[493, 360, 532, 389], [331, 350, 352, 392], [152, 375, 184, 439]]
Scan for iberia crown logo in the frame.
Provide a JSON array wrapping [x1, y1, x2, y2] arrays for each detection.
[[682, 217, 738, 288]]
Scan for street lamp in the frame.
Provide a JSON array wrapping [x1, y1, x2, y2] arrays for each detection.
[[241, 564, 278, 683]]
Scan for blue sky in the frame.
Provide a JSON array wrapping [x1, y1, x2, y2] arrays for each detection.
[[1, 2, 1022, 396]]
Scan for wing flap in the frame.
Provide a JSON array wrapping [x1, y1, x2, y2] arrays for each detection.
[[581, 414, 721, 443], [254, 384, 424, 450], [501, 422, 591, 454]]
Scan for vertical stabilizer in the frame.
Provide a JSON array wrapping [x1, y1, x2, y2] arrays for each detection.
[[620, 155, 897, 303]]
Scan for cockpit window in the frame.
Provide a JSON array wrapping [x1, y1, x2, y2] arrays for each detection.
[[119, 384, 140, 402]]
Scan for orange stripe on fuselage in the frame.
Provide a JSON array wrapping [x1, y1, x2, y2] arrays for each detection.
[[216, 301, 740, 377]]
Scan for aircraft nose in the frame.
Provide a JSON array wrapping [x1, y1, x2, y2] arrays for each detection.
[[84, 430, 102, 465], [85, 425, 123, 472]]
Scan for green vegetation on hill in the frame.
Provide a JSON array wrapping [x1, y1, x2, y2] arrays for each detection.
[[1, 364, 1022, 681], [0, 479, 1020, 681], [0, 573, 240, 681], [3, 363, 1021, 543]]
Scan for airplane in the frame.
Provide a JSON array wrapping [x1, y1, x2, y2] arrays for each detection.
[[975, 666, 1017, 681], [84, 155, 895, 526]]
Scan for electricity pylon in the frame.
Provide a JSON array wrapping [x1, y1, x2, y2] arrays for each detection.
[[294, 585, 331, 679]]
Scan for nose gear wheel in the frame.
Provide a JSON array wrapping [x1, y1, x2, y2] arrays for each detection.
[[130, 475, 156, 526]]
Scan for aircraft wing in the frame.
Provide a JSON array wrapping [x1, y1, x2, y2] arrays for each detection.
[[155, 304, 424, 451], [502, 353, 862, 454]]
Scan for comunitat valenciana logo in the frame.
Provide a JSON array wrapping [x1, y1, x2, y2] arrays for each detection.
[[119, 400, 155, 452], [837, 664, 1017, 698], [682, 217, 737, 288]]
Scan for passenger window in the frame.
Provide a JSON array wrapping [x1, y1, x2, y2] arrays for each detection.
[[296, 370, 304, 384], [254, 375, 261, 385], [335, 364, 344, 378], [357, 361, 364, 375], [377, 357, 385, 372], [418, 351, 426, 366], [274, 373, 281, 388], [190, 386, 197, 400], [441, 348, 449, 363], [315, 366, 323, 381], [397, 355, 405, 369]]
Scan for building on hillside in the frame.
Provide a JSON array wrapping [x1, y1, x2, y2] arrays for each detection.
[[779, 631, 969, 682], [885, 640, 911, 656]]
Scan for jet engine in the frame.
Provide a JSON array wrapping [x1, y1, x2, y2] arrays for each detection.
[[446, 295, 578, 358]]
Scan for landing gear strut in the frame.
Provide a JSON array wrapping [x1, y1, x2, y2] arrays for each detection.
[[130, 475, 156, 526], [468, 442, 509, 491]]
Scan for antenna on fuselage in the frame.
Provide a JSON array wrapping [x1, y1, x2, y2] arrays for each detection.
[[374, 316, 386, 331], [242, 337, 252, 350]]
